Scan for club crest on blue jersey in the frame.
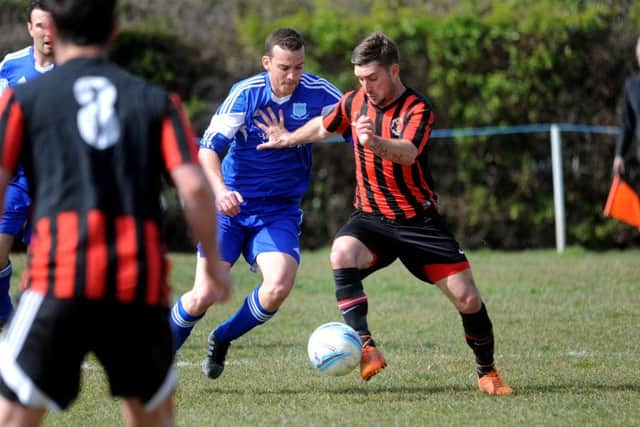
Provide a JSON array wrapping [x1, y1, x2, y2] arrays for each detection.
[[291, 103, 308, 120]]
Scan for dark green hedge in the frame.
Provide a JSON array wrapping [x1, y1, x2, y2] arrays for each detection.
[[109, 0, 640, 250]]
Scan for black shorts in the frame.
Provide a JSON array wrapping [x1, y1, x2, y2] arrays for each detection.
[[335, 210, 470, 283], [0, 290, 176, 411]]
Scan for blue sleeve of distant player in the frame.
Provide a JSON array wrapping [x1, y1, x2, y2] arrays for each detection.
[[199, 81, 250, 155], [199, 133, 232, 155], [0, 61, 8, 96]]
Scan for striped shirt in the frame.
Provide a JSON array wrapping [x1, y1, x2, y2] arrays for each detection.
[[323, 87, 437, 221], [0, 56, 197, 306]]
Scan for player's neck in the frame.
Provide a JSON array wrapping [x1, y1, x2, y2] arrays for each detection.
[[33, 48, 54, 69], [376, 81, 406, 109], [54, 43, 106, 65]]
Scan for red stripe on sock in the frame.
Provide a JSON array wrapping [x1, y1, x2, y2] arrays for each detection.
[[337, 294, 368, 310]]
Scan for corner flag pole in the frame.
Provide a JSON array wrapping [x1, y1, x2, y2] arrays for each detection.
[[550, 124, 566, 253]]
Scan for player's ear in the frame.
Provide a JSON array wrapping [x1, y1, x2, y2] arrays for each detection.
[[390, 63, 400, 79], [27, 20, 34, 38], [261, 55, 270, 71]]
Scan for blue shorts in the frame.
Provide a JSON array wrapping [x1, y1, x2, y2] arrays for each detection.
[[0, 184, 31, 243], [198, 199, 303, 267]]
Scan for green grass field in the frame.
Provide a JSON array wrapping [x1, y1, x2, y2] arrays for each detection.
[[10, 248, 639, 426]]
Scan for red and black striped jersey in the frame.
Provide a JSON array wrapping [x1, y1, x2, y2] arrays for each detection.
[[0, 57, 198, 306], [323, 87, 437, 221]]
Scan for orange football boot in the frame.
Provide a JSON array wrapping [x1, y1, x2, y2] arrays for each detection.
[[360, 339, 387, 381], [477, 366, 513, 395]]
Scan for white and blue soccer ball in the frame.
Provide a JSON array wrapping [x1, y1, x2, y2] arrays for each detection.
[[307, 322, 362, 376]]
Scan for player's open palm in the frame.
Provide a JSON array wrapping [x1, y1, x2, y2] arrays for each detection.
[[255, 107, 291, 150]]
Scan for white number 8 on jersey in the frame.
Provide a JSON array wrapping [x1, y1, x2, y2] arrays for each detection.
[[74, 76, 120, 150]]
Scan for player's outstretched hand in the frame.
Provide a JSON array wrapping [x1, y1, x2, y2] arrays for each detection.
[[255, 107, 292, 150]]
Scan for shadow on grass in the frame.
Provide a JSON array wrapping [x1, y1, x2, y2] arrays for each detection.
[[512, 382, 640, 395], [201, 384, 474, 397], [200, 381, 640, 398]]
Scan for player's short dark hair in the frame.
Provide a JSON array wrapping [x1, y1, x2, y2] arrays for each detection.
[[27, 0, 49, 21], [265, 28, 304, 57], [351, 32, 400, 68], [43, 0, 117, 46]]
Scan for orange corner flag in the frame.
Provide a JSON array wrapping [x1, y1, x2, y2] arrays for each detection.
[[603, 175, 640, 229]]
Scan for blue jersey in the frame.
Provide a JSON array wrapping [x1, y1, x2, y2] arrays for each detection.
[[0, 46, 55, 191], [200, 72, 343, 201]]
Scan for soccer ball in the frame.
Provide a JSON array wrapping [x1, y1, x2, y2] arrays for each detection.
[[307, 322, 362, 376]]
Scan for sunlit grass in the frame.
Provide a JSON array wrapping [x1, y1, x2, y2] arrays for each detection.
[[8, 248, 637, 426]]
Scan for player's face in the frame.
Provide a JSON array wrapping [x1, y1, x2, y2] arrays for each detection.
[[28, 8, 54, 58], [354, 62, 399, 108], [263, 45, 304, 98]]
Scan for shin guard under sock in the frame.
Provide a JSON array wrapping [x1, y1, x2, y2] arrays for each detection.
[[169, 295, 206, 352], [334, 268, 374, 345], [460, 303, 495, 376], [214, 286, 276, 342]]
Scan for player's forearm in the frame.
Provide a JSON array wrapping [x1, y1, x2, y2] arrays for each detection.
[[198, 148, 228, 196], [288, 116, 332, 146], [615, 134, 632, 157], [365, 136, 418, 165], [617, 88, 636, 157], [172, 164, 220, 259]]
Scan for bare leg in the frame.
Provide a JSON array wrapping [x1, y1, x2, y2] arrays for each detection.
[[180, 257, 232, 317], [120, 395, 174, 427], [0, 396, 46, 427], [435, 268, 482, 314], [254, 251, 298, 312]]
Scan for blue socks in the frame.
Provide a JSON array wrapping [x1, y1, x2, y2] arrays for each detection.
[[169, 295, 205, 352], [214, 286, 276, 342], [169, 286, 278, 352], [0, 262, 13, 322]]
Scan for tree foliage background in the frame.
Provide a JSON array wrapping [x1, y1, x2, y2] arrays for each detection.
[[2, 0, 640, 250]]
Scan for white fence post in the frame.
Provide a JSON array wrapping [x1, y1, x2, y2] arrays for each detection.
[[550, 124, 566, 253]]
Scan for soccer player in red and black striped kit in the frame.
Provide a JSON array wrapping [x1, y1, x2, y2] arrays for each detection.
[[0, 0, 231, 425], [257, 31, 512, 395]]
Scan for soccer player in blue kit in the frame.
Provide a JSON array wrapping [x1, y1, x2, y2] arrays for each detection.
[[168, 28, 345, 378], [0, 0, 55, 329]]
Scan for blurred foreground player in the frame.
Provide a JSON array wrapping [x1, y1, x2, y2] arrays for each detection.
[[0, 0, 231, 425]]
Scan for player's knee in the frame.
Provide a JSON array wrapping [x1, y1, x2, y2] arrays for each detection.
[[330, 237, 370, 269], [329, 247, 355, 269], [456, 293, 482, 314], [261, 281, 293, 306], [181, 292, 211, 316]]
